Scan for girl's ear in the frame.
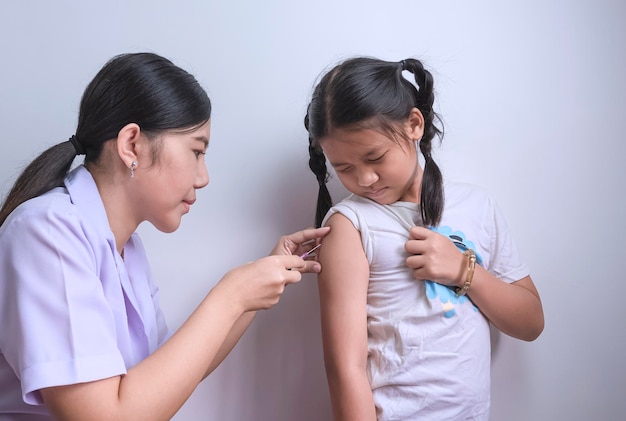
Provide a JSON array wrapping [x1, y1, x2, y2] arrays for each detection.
[[116, 123, 142, 168], [407, 107, 425, 140]]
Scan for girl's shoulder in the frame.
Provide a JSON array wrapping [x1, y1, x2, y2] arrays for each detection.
[[443, 178, 493, 202], [329, 194, 413, 219], [323, 194, 367, 229], [443, 178, 500, 209], [325, 194, 418, 233]]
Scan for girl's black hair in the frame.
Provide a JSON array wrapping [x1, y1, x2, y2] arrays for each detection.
[[305, 57, 444, 228], [0, 52, 211, 226]]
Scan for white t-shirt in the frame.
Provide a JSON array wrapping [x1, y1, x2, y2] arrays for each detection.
[[323, 180, 529, 420], [0, 166, 170, 418]]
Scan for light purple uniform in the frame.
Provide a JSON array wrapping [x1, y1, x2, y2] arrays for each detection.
[[0, 166, 170, 418]]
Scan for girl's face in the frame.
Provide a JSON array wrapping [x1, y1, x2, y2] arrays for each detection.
[[133, 120, 210, 233], [319, 126, 422, 205]]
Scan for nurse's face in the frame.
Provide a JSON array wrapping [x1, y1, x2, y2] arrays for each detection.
[[134, 120, 211, 233]]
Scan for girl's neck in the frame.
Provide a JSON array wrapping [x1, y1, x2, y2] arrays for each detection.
[[398, 161, 423, 204]]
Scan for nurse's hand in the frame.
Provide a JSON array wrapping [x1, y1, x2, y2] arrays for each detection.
[[270, 226, 330, 273], [216, 227, 330, 313], [220, 255, 305, 312]]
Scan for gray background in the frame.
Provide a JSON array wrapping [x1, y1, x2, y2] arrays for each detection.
[[1, 1, 624, 420]]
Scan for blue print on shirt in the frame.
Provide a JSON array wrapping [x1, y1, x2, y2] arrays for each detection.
[[424, 226, 483, 318]]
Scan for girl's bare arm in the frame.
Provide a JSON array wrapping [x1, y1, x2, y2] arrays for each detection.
[[318, 214, 377, 421]]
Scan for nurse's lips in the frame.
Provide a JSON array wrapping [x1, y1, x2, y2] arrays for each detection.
[[182, 199, 195, 211]]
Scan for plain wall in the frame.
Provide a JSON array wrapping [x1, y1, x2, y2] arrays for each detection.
[[1, 1, 624, 420]]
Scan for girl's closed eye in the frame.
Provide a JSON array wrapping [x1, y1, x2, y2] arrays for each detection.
[[194, 150, 206, 158], [367, 153, 386, 163]]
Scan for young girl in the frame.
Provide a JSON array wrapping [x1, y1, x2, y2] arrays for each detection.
[[305, 57, 544, 420], [0, 52, 329, 420]]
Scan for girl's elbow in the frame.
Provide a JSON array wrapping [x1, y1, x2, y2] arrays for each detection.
[[522, 315, 545, 342]]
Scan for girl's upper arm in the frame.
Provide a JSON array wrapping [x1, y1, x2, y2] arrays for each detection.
[[511, 275, 542, 300], [317, 212, 370, 372]]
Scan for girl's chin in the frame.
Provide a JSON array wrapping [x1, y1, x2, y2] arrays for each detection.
[[365, 189, 403, 205], [362, 187, 389, 201]]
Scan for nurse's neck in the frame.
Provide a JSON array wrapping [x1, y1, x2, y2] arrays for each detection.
[[89, 166, 139, 257]]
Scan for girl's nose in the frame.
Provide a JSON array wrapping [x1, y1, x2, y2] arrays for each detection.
[[356, 168, 378, 187]]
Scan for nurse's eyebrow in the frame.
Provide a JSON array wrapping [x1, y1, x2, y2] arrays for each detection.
[[193, 136, 209, 146]]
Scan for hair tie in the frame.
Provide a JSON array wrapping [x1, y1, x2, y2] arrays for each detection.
[[69, 135, 86, 155], [400, 60, 407, 71]]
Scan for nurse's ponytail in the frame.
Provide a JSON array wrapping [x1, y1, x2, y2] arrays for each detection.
[[0, 52, 212, 227]]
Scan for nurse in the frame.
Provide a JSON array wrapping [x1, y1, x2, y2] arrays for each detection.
[[0, 52, 329, 420]]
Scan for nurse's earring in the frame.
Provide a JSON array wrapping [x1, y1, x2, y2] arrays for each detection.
[[130, 161, 138, 178]]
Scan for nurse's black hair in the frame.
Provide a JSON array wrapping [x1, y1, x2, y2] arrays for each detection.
[[304, 56, 444, 228], [0, 52, 212, 226]]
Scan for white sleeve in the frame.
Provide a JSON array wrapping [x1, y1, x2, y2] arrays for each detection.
[[486, 195, 530, 283]]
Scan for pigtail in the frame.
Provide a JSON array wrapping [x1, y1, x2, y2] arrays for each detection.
[[401, 58, 445, 227], [0, 140, 77, 226], [418, 138, 444, 227], [305, 113, 333, 228]]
